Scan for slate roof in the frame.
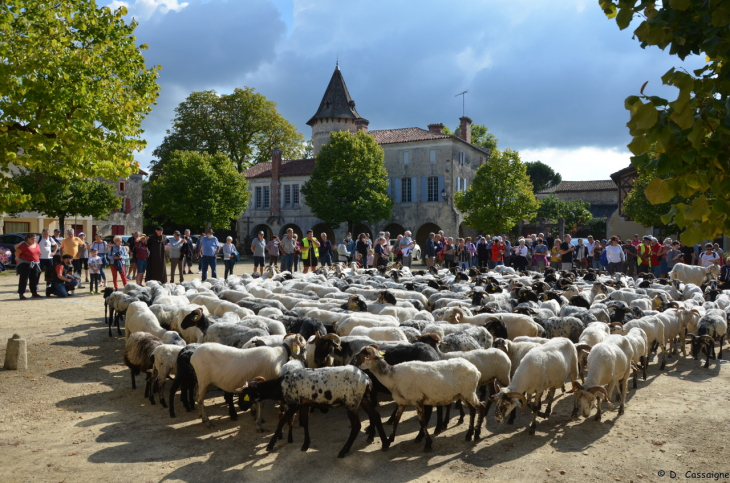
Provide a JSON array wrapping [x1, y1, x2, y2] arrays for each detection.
[[369, 127, 453, 144], [536, 180, 617, 194], [244, 159, 316, 179], [307, 66, 363, 126]]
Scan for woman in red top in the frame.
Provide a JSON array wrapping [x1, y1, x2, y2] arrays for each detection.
[[14, 233, 42, 300]]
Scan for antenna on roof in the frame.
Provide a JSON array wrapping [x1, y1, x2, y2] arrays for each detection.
[[455, 90, 468, 117]]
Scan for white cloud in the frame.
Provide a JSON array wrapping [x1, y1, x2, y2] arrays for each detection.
[[105, 0, 188, 21], [519, 146, 632, 181], [455, 46, 493, 83]]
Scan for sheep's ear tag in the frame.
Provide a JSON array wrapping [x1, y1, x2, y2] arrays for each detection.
[[243, 395, 250, 402], [293, 346, 300, 355], [379, 350, 386, 357]]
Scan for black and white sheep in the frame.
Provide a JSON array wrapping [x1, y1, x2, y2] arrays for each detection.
[[123, 332, 163, 402]]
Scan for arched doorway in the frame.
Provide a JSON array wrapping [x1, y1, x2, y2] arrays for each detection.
[[280, 223, 302, 241], [382, 223, 406, 239], [311, 223, 336, 245], [353, 223, 372, 240], [251, 224, 274, 242], [416, 222, 441, 251]]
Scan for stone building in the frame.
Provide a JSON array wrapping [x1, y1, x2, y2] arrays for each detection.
[[0, 170, 145, 238], [607, 165, 652, 238], [536, 180, 619, 219], [239, 65, 488, 249]]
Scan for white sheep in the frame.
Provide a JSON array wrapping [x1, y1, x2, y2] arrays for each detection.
[[124, 302, 186, 344], [348, 326, 409, 342], [624, 327, 648, 387], [670, 262, 721, 287], [334, 315, 400, 336], [151, 344, 185, 408], [612, 315, 666, 371], [443, 308, 545, 340]]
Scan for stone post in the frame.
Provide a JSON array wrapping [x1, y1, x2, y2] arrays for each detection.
[[4, 334, 27, 370]]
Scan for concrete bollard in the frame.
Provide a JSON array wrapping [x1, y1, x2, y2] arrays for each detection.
[[4, 334, 27, 370]]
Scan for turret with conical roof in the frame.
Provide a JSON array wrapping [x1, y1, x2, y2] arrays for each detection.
[[307, 64, 368, 156]]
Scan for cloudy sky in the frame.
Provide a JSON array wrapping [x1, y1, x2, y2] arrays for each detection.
[[112, 0, 703, 181]]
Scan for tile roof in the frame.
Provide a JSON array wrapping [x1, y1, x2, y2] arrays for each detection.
[[369, 127, 453, 144], [536, 180, 617, 194], [307, 66, 363, 126], [244, 159, 316, 179]]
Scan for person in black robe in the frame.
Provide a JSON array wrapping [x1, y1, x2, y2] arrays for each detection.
[[145, 226, 168, 284]]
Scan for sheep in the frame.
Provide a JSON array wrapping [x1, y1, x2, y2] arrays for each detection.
[[168, 343, 200, 418], [235, 366, 389, 458], [242, 335, 285, 349], [537, 317, 585, 342], [491, 337, 580, 435], [571, 335, 633, 421], [669, 262, 721, 287], [334, 315, 400, 337], [150, 344, 185, 408], [106, 290, 151, 337], [190, 334, 307, 429], [124, 301, 188, 344], [624, 327, 649, 388], [480, 314, 546, 340], [439, 332, 482, 353], [348, 326, 409, 342], [305, 333, 343, 368], [352, 345, 486, 450], [178, 308, 266, 348], [687, 309, 728, 367], [611, 315, 667, 370], [149, 304, 208, 343], [123, 332, 163, 401], [189, 294, 252, 318]]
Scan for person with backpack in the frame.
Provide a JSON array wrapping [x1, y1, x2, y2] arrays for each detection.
[[14, 233, 42, 300]]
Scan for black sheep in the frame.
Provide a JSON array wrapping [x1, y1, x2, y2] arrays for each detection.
[[168, 343, 200, 418]]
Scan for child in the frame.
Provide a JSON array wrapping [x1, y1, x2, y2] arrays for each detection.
[[135, 235, 150, 285], [367, 248, 374, 268], [88, 248, 103, 294]]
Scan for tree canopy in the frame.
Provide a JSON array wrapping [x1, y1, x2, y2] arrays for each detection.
[[145, 151, 249, 230], [525, 161, 562, 193], [536, 194, 593, 230], [442, 123, 497, 154], [454, 148, 539, 234], [9, 169, 121, 230], [0, 0, 160, 213], [151, 88, 304, 177], [622, 165, 686, 233], [599, 0, 730, 244], [301, 131, 392, 233]]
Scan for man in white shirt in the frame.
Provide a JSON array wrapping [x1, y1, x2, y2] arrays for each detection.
[[38, 228, 58, 271], [400, 230, 415, 268]]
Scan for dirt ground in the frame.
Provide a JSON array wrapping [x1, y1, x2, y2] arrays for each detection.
[[1, 263, 730, 483]]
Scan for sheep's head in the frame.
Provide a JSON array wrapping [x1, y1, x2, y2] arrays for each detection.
[[352, 345, 382, 369], [687, 333, 715, 361], [512, 305, 536, 316], [346, 295, 367, 312], [492, 338, 509, 353], [283, 333, 307, 357], [377, 290, 397, 305], [609, 322, 624, 334], [442, 307, 463, 324], [570, 383, 608, 418], [307, 333, 341, 368], [416, 333, 441, 351], [234, 376, 267, 405], [485, 318, 508, 340], [180, 308, 206, 331], [490, 390, 527, 424]]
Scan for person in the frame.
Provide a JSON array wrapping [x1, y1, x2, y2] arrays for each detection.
[[477, 236, 490, 270], [512, 238, 529, 272], [48, 254, 79, 297], [14, 233, 42, 300], [559, 234, 574, 271], [198, 228, 220, 281], [127, 231, 139, 279], [146, 226, 168, 284], [88, 248, 103, 294], [38, 228, 58, 273], [375, 237, 388, 268], [383, 232, 392, 263], [442, 237, 455, 268], [714, 243, 724, 265], [266, 235, 280, 268], [76, 232, 90, 282], [605, 236, 625, 275], [719, 257, 730, 289], [91, 233, 108, 288], [491, 236, 505, 266], [345, 233, 355, 262], [60, 228, 86, 288], [666, 241, 682, 275], [134, 234, 150, 285], [356, 233, 369, 268], [591, 239, 604, 270], [107, 237, 128, 289], [648, 237, 663, 278], [51, 228, 63, 264], [181, 230, 195, 275], [168, 231, 186, 283], [466, 237, 477, 268], [393, 234, 403, 264], [280, 228, 297, 272], [623, 241, 638, 277], [533, 238, 548, 272], [424, 232, 436, 269], [250, 231, 266, 275], [550, 241, 562, 269], [301, 230, 320, 274], [319, 233, 333, 267], [337, 238, 351, 263], [502, 236, 512, 267], [456, 238, 470, 270], [367, 248, 374, 268], [658, 238, 672, 278], [574, 238, 588, 269], [400, 231, 416, 268], [292, 234, 301, 272], [222, 236, 237, 278], [699, 243, 720, 268], [679, 241, 695, 265], [637, 236, 653, 277]]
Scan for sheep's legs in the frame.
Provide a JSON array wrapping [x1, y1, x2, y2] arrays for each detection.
[[605, 382, 616, 411], [618, 373, 629, 415], [433, 406, 444, 435], [267, 406, 298, 452], [594, 395, 603, 421], [537, 388, 556, 418], [464, 402, 477, 441], [659, 341, 666, 370], [440, 404, 452, 432], [300, 404, 311, 451], [224, 392, 238, 421], [719, 336, 724, 359], [388, 406, 405, 443], [632, 365, 638, 389], [197, 383, 212, 427], [169, 378, 182, 418], [360, 397, 389, 451], [415, 405, 432, 443], [571, 393, 579, 419], [252, 402, 265, 432], [129, 369, 137, 390], [507, 407, 517, 424], [338, 408, 362, 458], [641, 355, 647, 380], [455, 400, 465, 425], [146, 374, 156, 405], [157, 377, 168, 408], [415, 404, 433, 451]]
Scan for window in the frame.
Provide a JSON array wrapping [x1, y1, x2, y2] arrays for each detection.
[[457, 177, 461, 192], [459, 152, 466, 165], [292, 184, 299, 206], [462, 179, 468, 192], [119, 181, 126, 192], [4, 222, 29, 233], [401, 178, 412, 203], [403, 152, 409, 165], [427, 177, 438, 202], [430, 150, 436, 163], [255, 186, 270, 209], [111, 225, 125, 236], [284, 185, 291, 206]]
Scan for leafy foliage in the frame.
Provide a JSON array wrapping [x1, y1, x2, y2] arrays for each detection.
[[600, 0, 730, 244], [525, 161, 562, 193], [623, 164, 687, 232], [470, 124, 498, 153], [0, 0, 160, 213], [145, 151, 249, 230], [301, 131, 392, 233], [536, 195, 593, 230], [455, 149, 539, 234], [9, 169, 121, 229], [151, 88, 304, 177]]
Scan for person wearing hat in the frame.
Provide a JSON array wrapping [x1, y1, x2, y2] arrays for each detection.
[[145, 226, 168, 284], [250, 231, 266, 275], [168, 230, 186, 283], [198, 228, 220, 281]]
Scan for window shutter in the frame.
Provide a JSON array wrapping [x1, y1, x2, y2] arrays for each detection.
[[386, 178, 391, 198], [411, 177, 417, 204], [394, 178, 401, 204], [457, 177, 461, 192], [125, 198, 131, 213], [421, 177, 428, 203], [438, 176, 445, 202]]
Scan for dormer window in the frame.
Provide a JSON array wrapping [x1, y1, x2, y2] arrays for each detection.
[[349, 100, 356, 109]]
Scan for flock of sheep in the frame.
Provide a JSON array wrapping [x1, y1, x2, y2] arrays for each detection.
[[103, 260, 728, 457]]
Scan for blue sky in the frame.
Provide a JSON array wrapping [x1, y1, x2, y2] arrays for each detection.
[[110, 0, 703, 181]]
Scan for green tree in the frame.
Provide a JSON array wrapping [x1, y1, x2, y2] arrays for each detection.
[[525, 161, 562, 193], [623, 165, 687, 233], [145, 151, 249, 230], [301, 131, 392, 233], [0, 0, 160, 213], [536, 195, 593, 229], [599, 0, 730, 244], [455, 149, 539, 234], [471, 124, 499, 153], [151, 88, 304, 177], [9, 170, 121, 229]]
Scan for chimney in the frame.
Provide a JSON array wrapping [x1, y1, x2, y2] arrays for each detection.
[[428, 123, 444, 134], [459, 116, 472, 144], [355, 118, 370, 133], [271, 148, 282, 215]]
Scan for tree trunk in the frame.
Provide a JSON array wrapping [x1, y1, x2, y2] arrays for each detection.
[[347, 221, 354, 236], [58, 213, 66, 234]]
